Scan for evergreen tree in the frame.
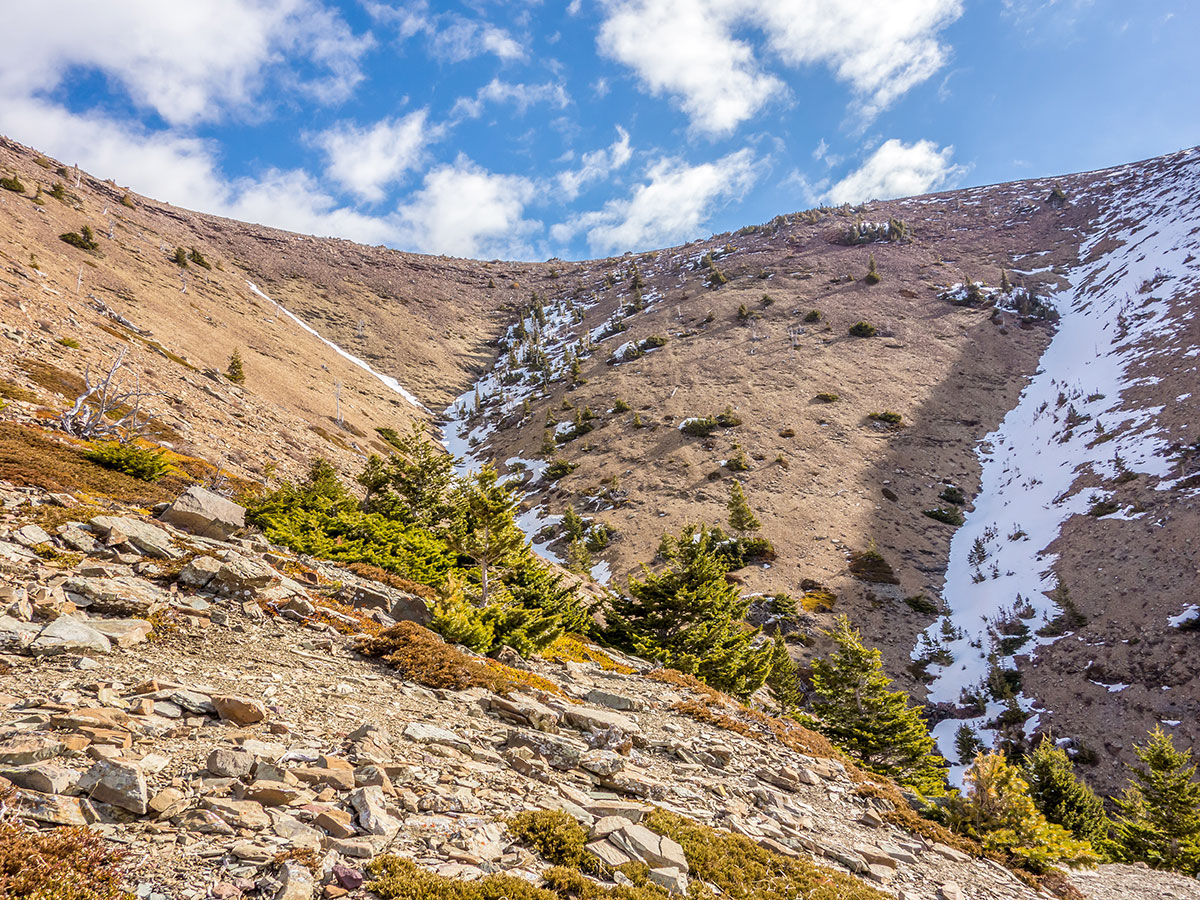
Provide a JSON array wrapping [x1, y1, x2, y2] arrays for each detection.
[[566, 537, 592, 575], [226, 348, 246, 385], [727, 480, 761, 534], [561, 506, 586, 543], [174, 246, 188, 267], [955, 723, 985, 765], [606, 524, 772, 698], [806, 616, 947, 793], [864, 253, 881, 284], [766, 634, 802, 713], [1111, 727, 1200, 874], [450, 465, 525, 605], [1023, 739, 1109, 847], [358, 423, 455, 527], [953, 751, 1098, 872]]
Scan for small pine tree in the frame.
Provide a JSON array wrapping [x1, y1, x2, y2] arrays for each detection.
[[766, 633, 802, 714], [566, 537, 592, 575], [955, 723, 985, 764], [805, 616, 947, 793], [226, 348, 246, 384], [1024, 739, 1109, 847], [450, 465, 526, 605], [1000, 269, 1012, 293], [953, 751, 1098, 872], [173, 246, 188, 267], [1111, 727, 1200, 873], [727, 480, 760, 534], [561, 506, 585, 542], [606, 525, 772, 697], [864, 253, 881, 284]]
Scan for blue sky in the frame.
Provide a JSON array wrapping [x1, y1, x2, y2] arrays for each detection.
[[1, 1, 1193, 261]]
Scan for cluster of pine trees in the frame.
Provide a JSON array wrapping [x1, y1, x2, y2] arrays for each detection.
[[251, 430, 1200, 878]]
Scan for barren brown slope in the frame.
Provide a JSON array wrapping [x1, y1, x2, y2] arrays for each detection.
[[0, 135, 563, 482], [470, 176, 1077, 685]]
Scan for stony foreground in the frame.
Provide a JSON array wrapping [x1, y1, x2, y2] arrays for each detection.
[[0, 482, 1193, 900]]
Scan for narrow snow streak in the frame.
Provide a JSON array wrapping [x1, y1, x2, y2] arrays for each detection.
[[916, 150, 1200, 780], [247, 281, 429, 413]]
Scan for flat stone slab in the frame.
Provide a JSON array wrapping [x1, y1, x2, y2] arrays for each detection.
[[28, 615, 111, 656]]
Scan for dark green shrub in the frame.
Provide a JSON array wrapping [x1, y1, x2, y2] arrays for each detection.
[[612, 398, 631, 413], [803, 309, 821, 323], [680, 416, 719, 437], [545, 459, 578, 480], [869, 410, 903, 426], [904, 594, 939, 614], [814, 392, 839, 403], [1024, 740, 1109, 847], [641, 335, 668, 350], [715, 405, 742, 427], [173, 247, 188, 267], [849, 547, 899, 584], [56, 337, 81, 349], [84, 442, 171, 482], [60, 225, 98, 251], [923, 506, 964, 526], [849, 321, 876, 337], [0, 174, 24, 193], [188, 248, 212, 270], [508, 810, 598, 873], [48, 182, 66, 201], [939, 485, 966, 506], [119, 194, 135, 208]]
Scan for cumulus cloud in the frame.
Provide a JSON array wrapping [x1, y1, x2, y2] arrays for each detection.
[[451, 79, 570, 120], [555, 127, 633, 200], [394, 157, 540, 259], [596, 0, 962, 134], [826, 138, 964, 204], [553, 149, 758, 254], [597, 0, 783, 136], [369, 1, 524, 61], [315, 111, 440, 203], [1, 0, 370, 125]]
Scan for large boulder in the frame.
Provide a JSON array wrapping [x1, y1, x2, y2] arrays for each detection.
[[28, 615, 111, 656], [90, 515, 181, 560], [160, 486, 246, 540]]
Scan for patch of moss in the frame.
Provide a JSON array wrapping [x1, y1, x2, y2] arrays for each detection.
[[544, 634, 635, 673], [0, 815, 133, 900]]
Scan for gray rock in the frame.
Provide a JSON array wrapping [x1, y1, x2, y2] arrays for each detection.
[[15, 789, 88, 826], [28, 615, 111, 656], [87, 617, 153, 648], [77, 759, 148, 814], [580, 749, 625, 776], [347, 785, 401, 836], [58, 524, 100, 553], [585, 689, 644, 712], [0, 763, 78, 794], [177, 555, 222, 589], [212, 552, 281, 596], [274, 860, 315, 900], [13, 523, 52, 547], [403, 721, 470, 753], [564, 705, 640, 735], [62, 576, 169, 616], [609, 823, 688, 872], [0, 735, 65, 765], [648, 867, 689, 895], [207, 748, 255, 778], [90, 515, 182, 559], [160, 486, 245, 539], [0, 615, 37, 650], [586, 838, 634, 868]]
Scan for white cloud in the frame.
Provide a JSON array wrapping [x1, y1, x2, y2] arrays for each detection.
[[394, 157, 540, 259], [826, 138, 964, 204], [597, 0, 783, 136], [596, 0, 962, 134], [451, 79, 570, 120], [1, 0, 369, 126], [370, 2, 524, 62], [556, 127, 633, 200], [553, 149, 758, 254], [315, 111, 439, 202]]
